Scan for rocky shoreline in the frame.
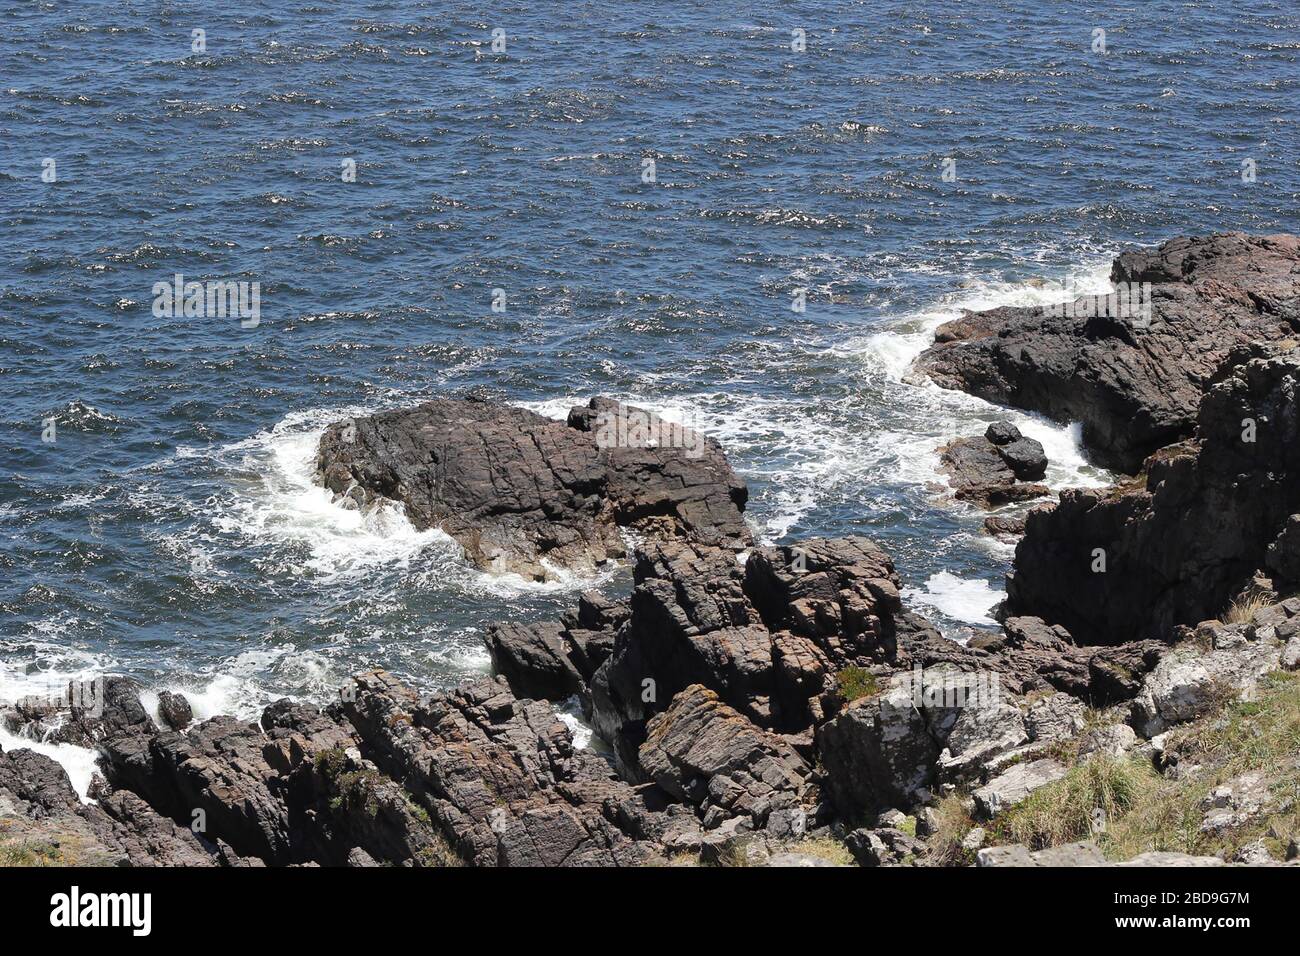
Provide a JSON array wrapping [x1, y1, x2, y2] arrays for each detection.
[[4, 232, 1300, 868]]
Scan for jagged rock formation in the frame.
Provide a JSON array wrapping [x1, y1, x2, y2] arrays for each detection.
[[913, 233, 1300, 472], [10, 263, 1300, 869], [1007, 344, 1300, 644], [316, 396, 749, 580], [0, 744, 216, 867]]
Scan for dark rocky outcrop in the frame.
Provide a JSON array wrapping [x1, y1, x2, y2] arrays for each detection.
[[1006, 344, 1300, 644], [484, 590, 628, 702], [316, 396, 749, 580], [938, 422, 1049, 506], [334, 670, 700, 866], [588, 536, 925, 775], [913, 233, 1300, 472], [0, 744, 217, 867], [638, 684, 816, 829]]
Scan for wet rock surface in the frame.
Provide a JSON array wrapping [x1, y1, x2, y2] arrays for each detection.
[[317, 396, 749, 580], [913, 233, 1300, 473], [938, 422, 1049, 506]]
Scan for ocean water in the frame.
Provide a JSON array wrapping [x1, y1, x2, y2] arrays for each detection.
[[3, 1, 1298, 737]]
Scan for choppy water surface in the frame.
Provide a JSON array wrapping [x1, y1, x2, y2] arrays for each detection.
[[2, 2, 1297, 724]]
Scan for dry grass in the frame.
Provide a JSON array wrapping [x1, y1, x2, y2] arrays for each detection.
[[0, 839, 66, 866], [924, 793, 979, 867], [979, 671, 1300, 862], [784, 836, 855, 866], [1221, 591, 1274, 625], [990, 755, 1160, 851], [1100, 671, 1300, 861]]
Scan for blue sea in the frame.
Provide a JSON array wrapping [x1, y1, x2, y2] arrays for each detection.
[[2, 1, 1297, 735]]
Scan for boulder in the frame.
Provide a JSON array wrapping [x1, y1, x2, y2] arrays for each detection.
[[1077, 722, 1139, 759], [156, 691, 192, 731], [937, 434, 1048, 507], [485, 621, 586, 702], [845, 826, 924, 866], [984, 515, 1027, 538], [913, 233, 1300, 473], [1129, 632, 1283, 737], [817, 679, 940, 814], [977, 841, 1107, 867], [316, 397, 749, 581], [590, 539, 774, 772], [1198, 771, 1272, 835], [972, 758, 1069, 818]]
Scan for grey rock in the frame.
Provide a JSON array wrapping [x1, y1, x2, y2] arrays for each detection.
[[764, 851, 844, 867], [639, 684, 813, 828], [914, 233, 1300, 473], [1116, 851, 1225, 867], [1024, 692, 1087, 743], [998, 437, 1048, 482], [1008, 348, 1300, 645], [1199, 771, 1271, 835], [977, 840, 1106, 867], [972, 758, 1069, 818], [1233, 840, 1275, 865], [1078, 722, 1139, 759], [985, 421, 1023, 446], [156, 691, 192, 731], [938, 435, 1048, 507], [1130, 637, 1283, 737], [845, 826, 923, 867], [818, 679, 939, 814]]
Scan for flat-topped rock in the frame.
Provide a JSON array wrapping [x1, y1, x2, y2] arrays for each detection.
[[317, 396, 749, 581]]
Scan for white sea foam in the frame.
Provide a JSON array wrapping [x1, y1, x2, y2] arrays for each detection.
[[901, 571, 1005, 626], [196, 405, 623, 596], [521, 393, 874, 543], [0, 620, 107, 803], [205, 407, 446, 581], [0, 725, 101, 802], [556, 696, 594, 750], [847, 259, 1118, 499], [520, 260, 1116, 544]]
